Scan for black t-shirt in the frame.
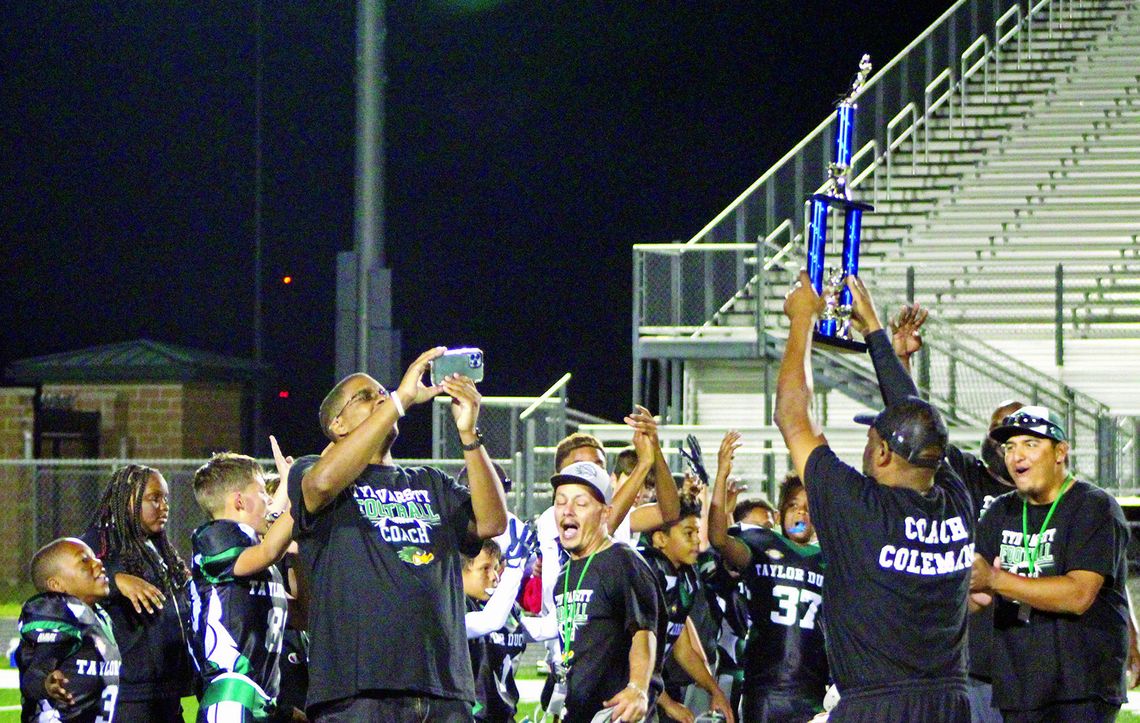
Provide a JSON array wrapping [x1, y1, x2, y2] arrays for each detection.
[[288, 457, 480, 709], [18, 593, 121, 723], [943, 444, 1014, 681], [804, 446, 974, 692], [736, 525, 828, 699], [641, 546, 700, 655], [555, 542, 666, 723], [190, 519, 289, 709], [467, 599, 530, 722], [975, 480, 1129, 710]]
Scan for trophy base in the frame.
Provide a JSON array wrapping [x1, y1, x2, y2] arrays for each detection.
[[813, 332, 868, 354]]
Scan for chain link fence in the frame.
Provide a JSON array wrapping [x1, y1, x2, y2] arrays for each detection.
[[0, 457, 506, 590]]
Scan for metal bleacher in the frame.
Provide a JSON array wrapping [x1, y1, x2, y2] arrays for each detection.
[[631, 0, 1140, 495]]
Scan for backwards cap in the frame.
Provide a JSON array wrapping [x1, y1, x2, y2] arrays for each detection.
[[854, 395, 948, 469]]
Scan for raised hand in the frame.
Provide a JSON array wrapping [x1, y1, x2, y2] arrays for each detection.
[[716, 431, 743, 483], [268, 435, 293, 512], [624, 405, 660, 446], [395, 347, 447, 410], [784, 269, 824, 322], [844, 274, 882, 336], [889, 303, 928, 360], [442, 374, 481, 435]]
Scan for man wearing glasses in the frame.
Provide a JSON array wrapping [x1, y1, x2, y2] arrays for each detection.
[[287, 347, 508, 721], [970, 407, 1129, 722]]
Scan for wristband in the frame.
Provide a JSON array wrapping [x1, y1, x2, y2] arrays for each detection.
[[389, 391, 406, 418], [461, 429, 484, 451], [626, 682, 647, 698]]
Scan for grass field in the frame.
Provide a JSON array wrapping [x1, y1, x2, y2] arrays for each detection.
[[0, 689, 1137, 722]]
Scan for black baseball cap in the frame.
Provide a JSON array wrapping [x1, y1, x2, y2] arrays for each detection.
[[854, 396, 949, 469], [989, 405, 1067, 444]]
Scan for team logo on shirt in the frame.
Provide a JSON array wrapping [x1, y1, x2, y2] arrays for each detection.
[[765, 549, 785, 560], [396, 546, 436, 566], [354, 486, 442, 565], [996, 528, 1056, 577]]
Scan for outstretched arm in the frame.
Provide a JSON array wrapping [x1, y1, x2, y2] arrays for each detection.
[[609, 412, 656, 531], [444, 374, 507, 539], [301, 347, 446, 513], [626, 406, 682, 531], [846, 276, 919, 406], [708, 431, 752, 572], [774, 270, 828, 480]]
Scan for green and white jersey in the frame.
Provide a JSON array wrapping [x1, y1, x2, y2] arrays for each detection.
[[18, 593, 121, 723], [190, 519, 288, 718]]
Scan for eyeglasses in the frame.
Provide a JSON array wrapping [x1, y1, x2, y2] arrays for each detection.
[[334, 385, 389, 420]]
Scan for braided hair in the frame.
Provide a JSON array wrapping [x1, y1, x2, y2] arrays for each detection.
[[88, 464, 190, 589]]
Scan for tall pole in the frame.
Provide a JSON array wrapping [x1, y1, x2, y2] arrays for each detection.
[[252, 0, 265, 454], [355, 0, 387, 371]]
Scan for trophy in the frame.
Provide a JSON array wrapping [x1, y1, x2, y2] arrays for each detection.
[[806, 54, 874, 353]]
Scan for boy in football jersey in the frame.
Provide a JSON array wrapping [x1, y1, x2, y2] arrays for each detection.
[[190, 452, 298, 722], [18, 537, 121, 723], [643, 497, 735, 723], [710, 433, 828, 723]]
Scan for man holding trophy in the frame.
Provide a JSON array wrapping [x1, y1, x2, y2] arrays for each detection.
[[774, 271, 973, 722]]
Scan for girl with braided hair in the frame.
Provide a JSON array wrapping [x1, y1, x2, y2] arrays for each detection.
[[81, 464, 195, 722]]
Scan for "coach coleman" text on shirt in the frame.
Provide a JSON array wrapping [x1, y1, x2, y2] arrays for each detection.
[[877, 515, 974, 576]]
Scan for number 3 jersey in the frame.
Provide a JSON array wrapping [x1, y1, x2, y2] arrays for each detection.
[[17, 592, 121, 723], [190, 519, 288, 715], [735, 525, 828, 699]]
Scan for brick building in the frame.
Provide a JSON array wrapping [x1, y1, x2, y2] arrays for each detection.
[[0, 340, 268, 585], [2, 339, 267, 460]]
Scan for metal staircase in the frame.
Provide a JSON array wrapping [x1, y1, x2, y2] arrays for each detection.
[[632, 0, 1140, 492]]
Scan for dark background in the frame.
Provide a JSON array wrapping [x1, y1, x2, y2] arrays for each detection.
[[1, 1, 946, 457]]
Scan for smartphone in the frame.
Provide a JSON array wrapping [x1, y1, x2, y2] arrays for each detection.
[[430, 347, 485, 386]]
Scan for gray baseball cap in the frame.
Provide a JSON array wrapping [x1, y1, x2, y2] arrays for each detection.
[[551, 461, 613, 504]]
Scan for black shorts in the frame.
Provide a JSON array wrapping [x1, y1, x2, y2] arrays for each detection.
[[740, 689, 822, 723], [832, 677, 969, 723]]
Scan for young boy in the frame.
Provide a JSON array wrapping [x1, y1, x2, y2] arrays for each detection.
[[190, 452, 296, 722], [18, 537, 121, 723], [464, 540, 533, 722], [642, 497, 735, 723]]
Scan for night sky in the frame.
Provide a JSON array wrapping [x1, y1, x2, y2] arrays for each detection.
[[2, 2, 946, 457]]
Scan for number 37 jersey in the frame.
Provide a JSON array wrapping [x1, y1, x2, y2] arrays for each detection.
[[735, 526, 829, 697], [190, 519, 288, 705]]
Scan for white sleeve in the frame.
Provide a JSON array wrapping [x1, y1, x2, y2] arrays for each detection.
[[612, 514, 634, 546], [519, 610, 559, 642], [465, 562, 525, 639]]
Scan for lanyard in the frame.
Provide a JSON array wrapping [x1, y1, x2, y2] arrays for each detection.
[[559, 550, 599, 663], [1021, 474, 1073, 575]]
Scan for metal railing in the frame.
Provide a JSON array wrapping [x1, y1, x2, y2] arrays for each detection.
[[633, 0, 1134, 484]]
